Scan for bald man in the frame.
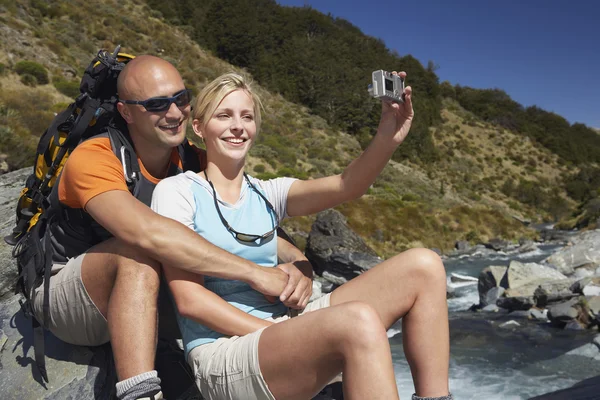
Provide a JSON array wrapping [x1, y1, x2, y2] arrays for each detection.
[[31, 56, 310, 400]]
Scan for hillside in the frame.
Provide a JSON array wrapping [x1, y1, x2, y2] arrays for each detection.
[[0, 0, 590, 256]]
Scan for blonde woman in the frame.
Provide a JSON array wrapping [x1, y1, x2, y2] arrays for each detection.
[[151, 72, 452, 400]]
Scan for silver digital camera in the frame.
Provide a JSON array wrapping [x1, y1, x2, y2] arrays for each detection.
[[368, 70, 405, 103]]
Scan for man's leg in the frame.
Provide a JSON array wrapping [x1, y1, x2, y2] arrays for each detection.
[[80, 238, 162, 399], [330, 248, 451, 398]]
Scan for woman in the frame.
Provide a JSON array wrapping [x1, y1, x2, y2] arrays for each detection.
[[151, 72, 452, 400]]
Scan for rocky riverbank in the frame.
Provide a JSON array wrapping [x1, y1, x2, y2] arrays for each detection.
[[1, 167, 599, 399]]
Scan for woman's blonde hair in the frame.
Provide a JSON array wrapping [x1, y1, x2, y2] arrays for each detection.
[[192, 72, 263, 132]]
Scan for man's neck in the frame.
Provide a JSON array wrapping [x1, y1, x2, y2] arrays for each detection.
[[129, 133, 173, 179]]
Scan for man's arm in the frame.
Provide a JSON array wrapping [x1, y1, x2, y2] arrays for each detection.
[[276, 233, 314, 309], [86, 190, 289, 297]]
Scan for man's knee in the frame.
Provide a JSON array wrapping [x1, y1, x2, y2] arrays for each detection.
[[88, 238, 162, 277]]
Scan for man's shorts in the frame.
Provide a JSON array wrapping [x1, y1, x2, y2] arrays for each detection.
[[31, 253, 109, 346], [187, 293, 332, 400]]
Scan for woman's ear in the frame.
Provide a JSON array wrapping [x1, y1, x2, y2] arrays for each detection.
[[192, 119, 203, 137]]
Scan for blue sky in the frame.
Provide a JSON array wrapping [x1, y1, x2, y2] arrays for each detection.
[[276, 0, 600, 129]]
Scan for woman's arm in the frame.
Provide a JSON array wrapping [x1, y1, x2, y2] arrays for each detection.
[[286, 72, 413, 217], [164, 265, 273, 337]]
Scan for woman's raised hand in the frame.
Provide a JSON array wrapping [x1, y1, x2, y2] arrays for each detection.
[[377, 71, 414, 144]]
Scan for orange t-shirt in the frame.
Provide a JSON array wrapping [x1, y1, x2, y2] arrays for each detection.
[[58, 137, 185, 209]]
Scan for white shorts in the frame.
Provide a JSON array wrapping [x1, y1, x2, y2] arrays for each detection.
[[188, 293, 332, 400]]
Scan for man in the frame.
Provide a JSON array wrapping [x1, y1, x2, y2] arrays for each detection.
[[31, 55, 311, 400]]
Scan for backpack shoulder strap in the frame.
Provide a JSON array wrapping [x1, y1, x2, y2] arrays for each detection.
[[177, 140, 202, 173], [106, 126, 140, 193]]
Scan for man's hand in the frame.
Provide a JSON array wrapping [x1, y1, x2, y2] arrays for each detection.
[[276, 261, 313, 309], [248, 266, 289, 297]]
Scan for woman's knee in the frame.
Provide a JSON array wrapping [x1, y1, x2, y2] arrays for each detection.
[[333, 302, 388, 348], [399, 248, 446, 284]]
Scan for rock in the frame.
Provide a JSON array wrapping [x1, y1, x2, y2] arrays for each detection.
[[565, 320, 587, 330], [544, 230, 600, 275], [529, 308, 548, 321], [305, 210, 381, 285], [481, 304, 500, 312], [455, 240, 471, 251], [573, 268, 595, 279], [321, 271, 348, 286], [547, 298, 580, 324], [484, 238, 510, 251], [507, 279, 574, 299], [496, 296, 535, 311], [0, 296, 117, 399], [508, 310, 531, 319], [320, 280, 335, 294], [501, 261, 567, 290], [478, 265, 507, 305], [539, 229, 572, 243], [516, 241, 538, 254], [570, 276, 600, 294], [587, 296, 600, 317], [483, 286, 505, 308], [583, 285, 600, 297], [310, 280, 324, 302]]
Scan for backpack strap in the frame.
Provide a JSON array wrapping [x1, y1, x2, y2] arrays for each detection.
[[12, 212, 54, 384], [178, 140, 202, 173], [34, 224, 53, 383], [106, 126, 141, 193]]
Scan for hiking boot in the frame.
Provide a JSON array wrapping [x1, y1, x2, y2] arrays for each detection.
[[136, 390, 163, 400]]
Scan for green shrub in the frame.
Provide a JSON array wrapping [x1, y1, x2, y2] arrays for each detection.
[[253, 164, 266, 173], [53, 77, 80, 98], [0, 63, 6, 75], [402, 193, 420, 202], [255, 172, 278, 181], [20, 74, 38, 87], [15, 61, 49, 84]]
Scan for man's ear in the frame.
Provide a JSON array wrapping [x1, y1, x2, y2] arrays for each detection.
[[117, 102, 133, 124]]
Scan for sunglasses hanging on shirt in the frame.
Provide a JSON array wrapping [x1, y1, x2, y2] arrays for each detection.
[[204, 171, 279, 243]]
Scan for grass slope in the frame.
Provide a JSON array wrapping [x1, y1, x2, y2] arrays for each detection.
[[0, 0, 574, 255]]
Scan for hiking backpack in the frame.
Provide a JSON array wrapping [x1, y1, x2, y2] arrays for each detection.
[[5, 46, 199, 383]]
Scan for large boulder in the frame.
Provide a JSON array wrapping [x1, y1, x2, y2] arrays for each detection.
[[477, 266, 507, 306], [544, 230, 600, 275], [305, 210, 381, 284], [501, 261, 568, 290]]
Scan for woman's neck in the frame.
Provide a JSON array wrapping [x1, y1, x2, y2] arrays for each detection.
[[203, 162, 246, 204]]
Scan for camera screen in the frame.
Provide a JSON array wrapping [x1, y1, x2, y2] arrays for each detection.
[[385, 78, 394, 92]]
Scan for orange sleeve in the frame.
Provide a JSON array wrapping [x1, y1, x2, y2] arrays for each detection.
[[58, 137, 129, 209]]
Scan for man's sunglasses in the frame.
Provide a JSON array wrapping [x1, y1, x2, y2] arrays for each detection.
[[204, 171, 279, 243], [120, 89, 192, 112]]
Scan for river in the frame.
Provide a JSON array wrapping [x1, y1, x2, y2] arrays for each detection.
[[387, 244, 600, 400]]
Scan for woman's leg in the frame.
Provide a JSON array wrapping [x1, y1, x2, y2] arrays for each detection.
[[330, 248, 450, 398], [258, 302, 399, 400]]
